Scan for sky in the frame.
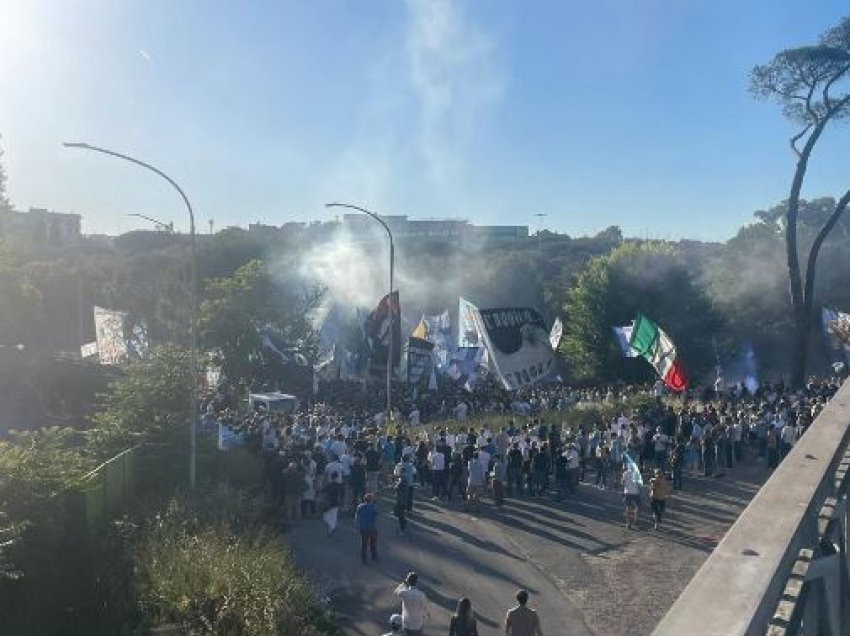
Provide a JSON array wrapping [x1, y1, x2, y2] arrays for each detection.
[[0, 0, 848, 240]]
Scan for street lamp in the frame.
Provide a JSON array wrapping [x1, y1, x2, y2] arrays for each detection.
[[64, 142, 199, 489], [325, 202, 395, 422], [128, 212, 174, 233]]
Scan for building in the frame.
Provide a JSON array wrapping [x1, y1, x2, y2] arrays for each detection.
[[340, 213, 528, 245], [1, 207, 82, 246]]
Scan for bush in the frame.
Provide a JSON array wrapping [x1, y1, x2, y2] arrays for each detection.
[[135, 493, 337, 636]]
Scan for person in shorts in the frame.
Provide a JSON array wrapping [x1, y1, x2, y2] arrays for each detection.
[[622, 465, 641, 529]]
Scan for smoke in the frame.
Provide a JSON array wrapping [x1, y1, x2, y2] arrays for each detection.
[[294, 219, 540, 334], [406, 0, 505, 185]]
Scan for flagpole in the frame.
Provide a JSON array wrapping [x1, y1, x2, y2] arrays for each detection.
[[326, 203, 395, 423]]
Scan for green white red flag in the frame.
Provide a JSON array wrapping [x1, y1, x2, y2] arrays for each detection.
[[628, 313, 687, 392]]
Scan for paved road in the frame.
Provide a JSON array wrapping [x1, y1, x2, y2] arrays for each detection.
[[289, 460, 765, 636]]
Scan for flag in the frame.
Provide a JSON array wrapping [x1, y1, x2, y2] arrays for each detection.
[[612, 324, 639, 357], [628, 313, 687, 391], [407, 337, 435, 390], [366, 291, 402, 368], [624, 452, 643, 486], [411, 318, 427, 340], [94, 306, 129, 365], [458, 297, 483, 348], [822, 307, 850, 365], [475, 307, 555, 390], [80, 341, 98, 359], [420, 310, 452, 369], [549, 317, 563, 350], [446, 347, 485, 391]]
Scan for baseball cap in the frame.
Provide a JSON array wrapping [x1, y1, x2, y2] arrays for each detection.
[[390, 613, 403, 627]]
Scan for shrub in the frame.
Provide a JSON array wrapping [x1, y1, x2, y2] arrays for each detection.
[[135, 494, 337, 636]]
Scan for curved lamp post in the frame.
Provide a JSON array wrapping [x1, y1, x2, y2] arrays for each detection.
[[63, 142, 199, 488], [325, 202, 394, 422]]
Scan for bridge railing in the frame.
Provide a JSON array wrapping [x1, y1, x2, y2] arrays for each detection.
[[652, 380, 850, 636]]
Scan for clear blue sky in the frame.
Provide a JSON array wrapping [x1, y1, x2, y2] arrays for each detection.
[[1, 0, 848, 240]]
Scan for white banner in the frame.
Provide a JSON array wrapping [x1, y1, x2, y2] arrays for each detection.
[[474, 307, 555, 390]]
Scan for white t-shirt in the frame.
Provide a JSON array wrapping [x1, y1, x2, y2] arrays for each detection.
[[623, 470, 641, 495], [409, 409, 420, 426], [429, 450, 445, 471], [394, 585, 430, 630], [781, 424, 797, 445]]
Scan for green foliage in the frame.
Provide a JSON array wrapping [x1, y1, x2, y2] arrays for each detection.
[[562, 242, 722, 384], [136, 493, 338, 636], [0, 241, 41, 344], [0, 427, 93, 526], [198, 259, 322, 381], [89, 345, 191, 455]]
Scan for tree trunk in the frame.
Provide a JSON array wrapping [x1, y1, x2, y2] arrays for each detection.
[[785, 120, 828, 387]]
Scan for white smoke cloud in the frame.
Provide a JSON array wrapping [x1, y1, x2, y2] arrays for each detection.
[[406, 0, 505, 185]]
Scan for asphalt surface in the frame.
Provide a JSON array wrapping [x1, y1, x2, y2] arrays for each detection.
[[289, 460, 765, 636]]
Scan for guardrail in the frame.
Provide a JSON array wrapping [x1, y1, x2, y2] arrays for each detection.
[[652, 381, 850, 636]]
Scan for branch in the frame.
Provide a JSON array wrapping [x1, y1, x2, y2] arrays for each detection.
[[803, 187, 850, 311], [822, 62, 850, 112], [803, 79, 818, 122], [789, 123, 813, 159]]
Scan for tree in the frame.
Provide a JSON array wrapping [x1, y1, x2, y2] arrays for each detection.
[[198, 259, 322, 385], [750, 16, 850, 386], [562, 242, 722, 384]]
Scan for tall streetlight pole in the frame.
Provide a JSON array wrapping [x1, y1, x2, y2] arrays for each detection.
[[64, 142, 199, 488], [325, 203, 395, 422]]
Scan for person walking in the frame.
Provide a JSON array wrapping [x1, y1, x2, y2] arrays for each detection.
[[622, 465, 641, 530], [505, 589, 543, 636], [354, 493, 379, 563], [491, 454, 507, 507], [394, 572, 430, 636], [649, 468, 672, 530], [322, 472, 343, 536], [449, 597, 479, 636], [393, 477, 408, 536]]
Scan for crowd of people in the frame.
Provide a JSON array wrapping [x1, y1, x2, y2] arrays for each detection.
[[201, 374, 842, 633]]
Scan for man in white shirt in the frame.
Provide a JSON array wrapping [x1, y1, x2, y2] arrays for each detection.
[[622, 467, 641, 529], [428, 446, 446, 500], [394, 572, 430, 635], [409, 407, 420, 426]]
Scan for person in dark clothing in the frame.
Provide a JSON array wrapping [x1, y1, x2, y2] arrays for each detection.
[[447, 454, 466, 502], [524, 447, 535, 496], [393, 478, 408, 535], [671, 437, 686, 490], [532, 448, 549, 496], [554, 453, 569, 499], [507, 443, 524, 496], [355, 493, 379, 563], [349, 455, 367, 512], [365, 443, 382, 494]]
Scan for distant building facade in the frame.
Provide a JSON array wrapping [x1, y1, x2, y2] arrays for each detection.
[[1, 207, 82, 246], [340, 214, 528, 244]]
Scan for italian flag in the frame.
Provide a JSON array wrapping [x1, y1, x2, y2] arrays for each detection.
[[629, 313, 687, 392]]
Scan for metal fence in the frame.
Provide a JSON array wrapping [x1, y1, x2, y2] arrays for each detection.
[[75, 446, 137, 534]]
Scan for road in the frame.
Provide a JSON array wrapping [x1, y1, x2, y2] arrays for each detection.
[[289, 461, 764, 636]]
